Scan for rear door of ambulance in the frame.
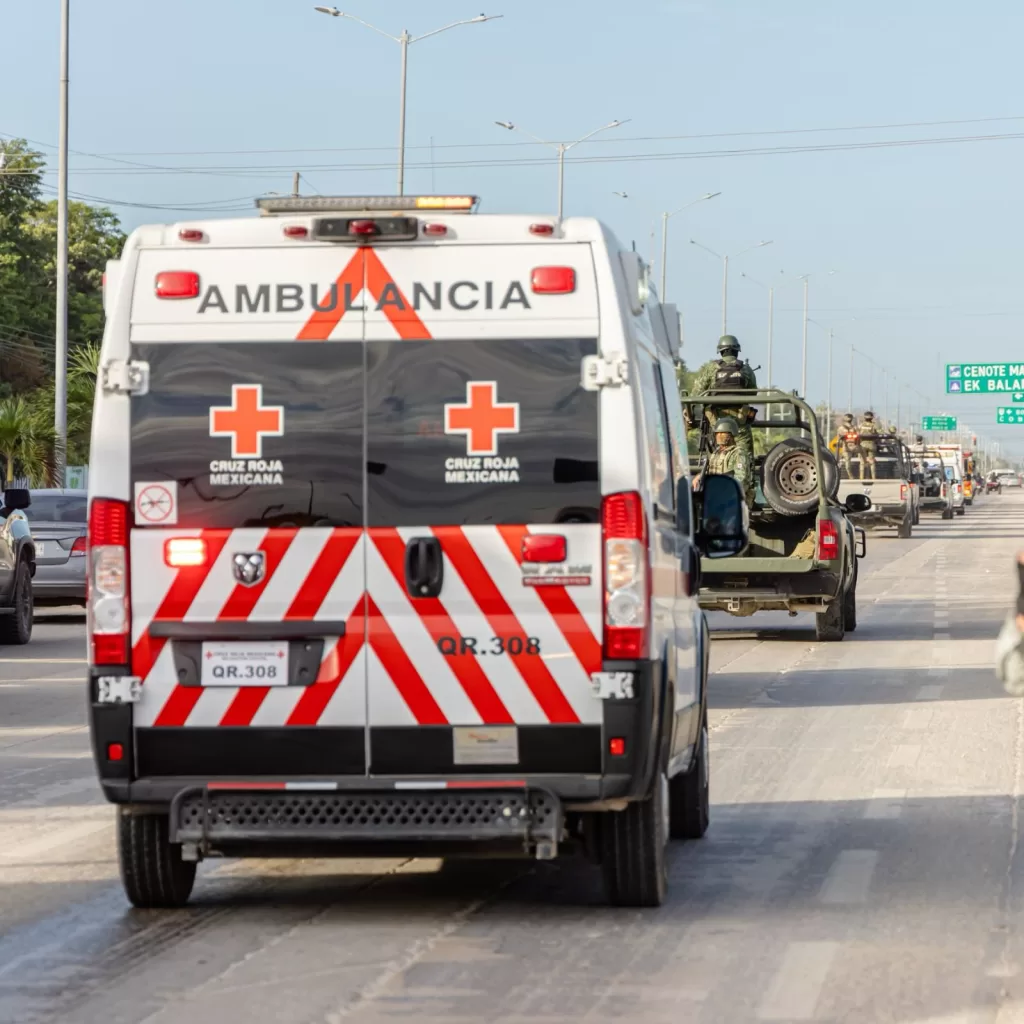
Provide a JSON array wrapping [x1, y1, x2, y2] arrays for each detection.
[[360, 239, 605, 778], [128, 245, 368, 780]]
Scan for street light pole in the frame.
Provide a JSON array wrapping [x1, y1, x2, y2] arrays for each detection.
[[827, 328, 833, 439], [55, 0, 70, 486], [690, 238, 772, 336], [496, 119, 630, 220], [721, 255, 729, 334], [767, 286, 774, 386], [315, 8, 502, 195], [658, 192, 720, 299], [800, 276, 809, 398], [848, 345, 854, 414]]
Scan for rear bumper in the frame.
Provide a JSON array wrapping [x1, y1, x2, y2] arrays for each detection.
[[32, 563, 86, 602], [848, 503, 907, 527], [698, 569, 842, 614]]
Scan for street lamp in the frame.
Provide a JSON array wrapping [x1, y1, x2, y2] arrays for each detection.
[[314, 8, 502, 195], [55, 0, 70, 485], [797, 270, 837, 398], [494, 119, 630, 220], [740, 271, 794, 389], [658, 192, 721, 299], [689, 239, 773, 335]]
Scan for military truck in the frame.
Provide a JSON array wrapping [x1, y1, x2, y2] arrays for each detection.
[[683, 389, 868, 641], [836, 435, 917, 538]]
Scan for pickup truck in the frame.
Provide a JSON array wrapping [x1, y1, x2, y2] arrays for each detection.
[[911, 448, 955, 519], [836, 436, 917, 537], [683, 389, 868, 642]]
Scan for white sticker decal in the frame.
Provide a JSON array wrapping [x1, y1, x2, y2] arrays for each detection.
[[135, 481, 178, 525]]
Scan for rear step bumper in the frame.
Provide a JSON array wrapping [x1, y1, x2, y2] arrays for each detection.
[[169, 783, 563, 859]]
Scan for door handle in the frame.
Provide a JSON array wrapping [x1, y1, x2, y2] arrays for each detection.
[[404, 536, 444, 599]]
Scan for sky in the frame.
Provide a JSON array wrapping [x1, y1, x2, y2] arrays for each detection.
[[5, 0, 1024, 455]]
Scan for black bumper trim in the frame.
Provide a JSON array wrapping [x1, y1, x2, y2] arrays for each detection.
[[150, 620, 345, 640]]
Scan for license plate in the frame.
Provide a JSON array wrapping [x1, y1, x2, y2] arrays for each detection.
[[200, 641, 290, 687], [36, 542, 46, 557]]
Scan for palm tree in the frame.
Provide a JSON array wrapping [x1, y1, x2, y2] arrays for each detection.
[[0, 396, 55, 486]]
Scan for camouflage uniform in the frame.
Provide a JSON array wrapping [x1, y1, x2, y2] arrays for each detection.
[[857, 411, 878, 481], [690, 336, 758, 465], [706, 418, 755, 506], [837, 414, 863, 479]]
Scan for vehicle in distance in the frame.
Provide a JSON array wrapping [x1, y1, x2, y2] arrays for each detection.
[[27, 489, 87, 606], [997, 471, 1021, 489], [0, 488, 36, 645], [836, 435, 917, 537], [912, 449, 956, 519], [682, 390, 867, 642], [87, 193, 749, 910]]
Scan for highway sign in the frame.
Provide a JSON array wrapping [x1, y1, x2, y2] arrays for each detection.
[[946, 362, 1024, 394], [997, 407, 1024, 424], [1014, 393, 1024, 403], [922, 416, 957, 430]]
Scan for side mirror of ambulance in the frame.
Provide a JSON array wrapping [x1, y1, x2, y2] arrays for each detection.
[[696, 475, 748, 559]]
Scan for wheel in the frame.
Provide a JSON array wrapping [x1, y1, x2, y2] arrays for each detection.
[[0, 559, 33, 645], [965, 498, 973, 506], [913, 506, 920, 525], [956, 506, 965, 517], [815, 592, 845, 641], [118, 811, 196, 908], [941, 507, 953, 520], [669, 719, 709, 839], [600, 772, 669, 907], [843, 566, 858, 632], [761, 439, 831, 516], [897, 514, 912, 538]]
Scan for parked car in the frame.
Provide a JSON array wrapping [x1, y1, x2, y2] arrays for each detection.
[[27, 489, 87, 606], [0, 489, 36, 643]]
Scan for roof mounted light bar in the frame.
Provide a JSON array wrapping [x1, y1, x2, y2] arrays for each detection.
[[256, 195, 479, 216]]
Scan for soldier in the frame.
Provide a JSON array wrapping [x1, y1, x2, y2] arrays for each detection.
[[694, 417, 754, 506], [837, 413, 863, 479], [689, 335, 758, 464], [858, 409, 879, 481]]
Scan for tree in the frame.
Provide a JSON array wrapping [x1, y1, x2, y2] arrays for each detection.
[[0, 396, 55, 486]]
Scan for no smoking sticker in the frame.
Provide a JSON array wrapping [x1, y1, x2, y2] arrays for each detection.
[[134, 481, 178, 525]]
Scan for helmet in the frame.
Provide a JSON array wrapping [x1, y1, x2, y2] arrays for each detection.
[[717, 335, 741, 355], [713, 417, 739, 437], [864, 410, 875, 420], [842, 413, 854, 423]]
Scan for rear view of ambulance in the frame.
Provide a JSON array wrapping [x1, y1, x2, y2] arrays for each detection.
[[88, 195, 745, 909]]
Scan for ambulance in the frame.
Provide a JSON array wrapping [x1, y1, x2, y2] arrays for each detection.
[[87, 195, 746, 909]]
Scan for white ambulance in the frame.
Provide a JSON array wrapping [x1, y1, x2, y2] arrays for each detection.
[[88, 195, 746, 908]]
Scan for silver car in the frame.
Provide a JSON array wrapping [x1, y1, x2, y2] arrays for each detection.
[[27, 489, 87, 606]]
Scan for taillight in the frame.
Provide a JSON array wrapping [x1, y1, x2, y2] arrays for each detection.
[[164, 537, 207, 568], [155, 271, 200, 299], [602, 492, 649, 660], [817, 519, 840, 562], [70, 536, 86, 557], [900, 483, 908, 501], [531, 266, 576, 294], [88, 499, 130, 667]]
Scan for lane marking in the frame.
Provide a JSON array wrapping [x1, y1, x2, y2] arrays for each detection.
[[888, 744, 921, 768], [863, 788, 906, 820], [916, 684, 945, 701], [0, 658, 86, 664], [928, 666, 951, 677], [819, 849, 879, 904], [757, 941, 838, 1020], [904, 707, 934, 730]]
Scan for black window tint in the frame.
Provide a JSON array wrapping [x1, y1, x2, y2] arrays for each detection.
[[636, 352, 673, 513], [366, 339, 598, 527], [27, 495, 87, 523], [131, 343, 364, 528]]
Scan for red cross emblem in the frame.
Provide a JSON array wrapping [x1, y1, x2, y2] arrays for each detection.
[[444, 381, 519, 456], [209, 384, 284, 459]]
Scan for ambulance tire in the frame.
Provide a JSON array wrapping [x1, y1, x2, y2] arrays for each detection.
[[118, 811, 196, 908], [0, 559, 33, 646], [600, 773, 669, 907], [669, 716, 709, 839]]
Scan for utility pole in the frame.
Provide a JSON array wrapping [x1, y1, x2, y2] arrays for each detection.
[[767, 286, 774, 387], [848, 346, 854, 414], [55, 0, 70, 487], [801, 276, 809, 397], [292, 171, 300, 196], [826, 328, 833, 440], [721, 254, 729, 334]]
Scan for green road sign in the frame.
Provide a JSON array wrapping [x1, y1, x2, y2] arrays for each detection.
[[946, 362, 1024, 394], [922, 415, 957, 430], [1014, 393, 1024, 403], [997, 407, 1024, 424]]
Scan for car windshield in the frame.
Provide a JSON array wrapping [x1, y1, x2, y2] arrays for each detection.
[[27, 494, 87, 523]]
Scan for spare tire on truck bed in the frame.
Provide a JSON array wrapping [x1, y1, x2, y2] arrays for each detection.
[[760, 438, 838, 516]]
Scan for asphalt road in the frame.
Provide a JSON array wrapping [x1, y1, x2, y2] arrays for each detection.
[[1, 495, 1023, 1024]]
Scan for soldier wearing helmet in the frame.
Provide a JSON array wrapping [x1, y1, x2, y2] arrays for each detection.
[[857, 409, 878, 480], [838, 412, 863, 479], [689, 335, 758, 465], [694, 416, 754, 505]]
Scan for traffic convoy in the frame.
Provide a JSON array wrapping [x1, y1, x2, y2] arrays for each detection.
[[61, 195, 1004, 909]]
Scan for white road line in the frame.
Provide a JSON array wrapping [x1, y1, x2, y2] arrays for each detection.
[[904, 708, 934, 730], [819, 849, 879, 904], [888, 744, 922, 768], [928, 666, 952, 677], [757, 941, 838, 1020], [863, 788, 906, 820], [0, 658, 86, 664], [935, 632, 951, 640], [916, 684, 945, 701]]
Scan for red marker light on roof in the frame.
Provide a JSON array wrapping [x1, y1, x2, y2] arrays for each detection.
[[283, 225, 309, 239], [422, 223, 448, 237], [529, 223, 555, 236], [178, 228, 204, 242], [531, 266, 576, 294], [349, 219, 379, 236], [155, 271, 200, 299]]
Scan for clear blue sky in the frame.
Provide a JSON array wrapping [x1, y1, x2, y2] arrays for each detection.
[[6, 0, 1024, 453]]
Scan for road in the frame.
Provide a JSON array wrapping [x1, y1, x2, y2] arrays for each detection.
[[1, 495, 1022, 1023]]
